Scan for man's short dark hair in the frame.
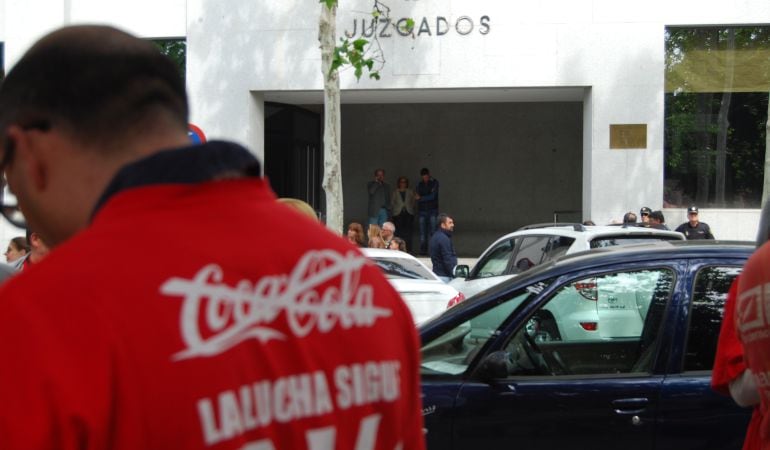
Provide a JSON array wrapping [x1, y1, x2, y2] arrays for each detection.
[[438, 213, 451, 225], [420, 168, 430, 176], [0, 25, 188, 151]]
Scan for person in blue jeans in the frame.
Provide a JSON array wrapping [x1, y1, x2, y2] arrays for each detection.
[[416, 167, 439, 255], [367, 168, 391, 226]]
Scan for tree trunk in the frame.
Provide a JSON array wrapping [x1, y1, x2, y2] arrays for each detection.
[[715, 29, 735, 206], [319, 3, 344, 234]]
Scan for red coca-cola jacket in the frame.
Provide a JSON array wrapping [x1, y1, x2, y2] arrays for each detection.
[[0, 142, 426, 450]]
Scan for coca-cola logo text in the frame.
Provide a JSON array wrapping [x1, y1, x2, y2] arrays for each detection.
[[161, 250, 391, 361]]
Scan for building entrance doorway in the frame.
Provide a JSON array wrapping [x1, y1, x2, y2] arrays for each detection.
[[264, 103, 323, 214]]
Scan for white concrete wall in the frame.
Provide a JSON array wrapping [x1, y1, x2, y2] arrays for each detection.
[[1, 0, 770, 250], [2, 0, 186, 67], [185, 0, 770, 237]]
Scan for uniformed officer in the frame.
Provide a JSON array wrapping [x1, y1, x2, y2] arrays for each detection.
[[675, 205, 715, 239]]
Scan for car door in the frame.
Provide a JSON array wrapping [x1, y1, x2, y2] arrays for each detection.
[[447, 263, 683, 450], [655, 260, 750, 450]]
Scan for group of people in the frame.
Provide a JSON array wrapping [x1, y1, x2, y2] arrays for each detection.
[[621, 206, 669, 229], [3, 231, 49, 272], [366, 167, 440, 255], [346, 220, 407, 251], [618, 205, 715, 239]]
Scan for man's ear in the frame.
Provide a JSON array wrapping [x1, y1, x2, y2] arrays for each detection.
[[7, 125, 49, 192]]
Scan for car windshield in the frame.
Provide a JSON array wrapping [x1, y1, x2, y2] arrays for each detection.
[[371, 257, 434, 280], [589, 235, 681, 248]]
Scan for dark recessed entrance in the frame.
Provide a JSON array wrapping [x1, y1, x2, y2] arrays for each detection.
[[264, 103, 323, 214]]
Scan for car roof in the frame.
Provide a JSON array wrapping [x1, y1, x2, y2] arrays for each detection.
[[470, 224, 684, 260], [502, 224, 684, 240], [424, 240, 754, 330], [510, 239, 751, 288], [361, 248, 416, 259]]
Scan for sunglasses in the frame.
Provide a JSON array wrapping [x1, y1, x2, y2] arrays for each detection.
[[0, 119, 51, 229]]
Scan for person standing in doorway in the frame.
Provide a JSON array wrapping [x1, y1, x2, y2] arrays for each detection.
[[429, 213, 457, 283], [391, 175, 416, 253], [675, 205, 715, 239], [367, 168, 391, 227], [416, 167, 439, 255]]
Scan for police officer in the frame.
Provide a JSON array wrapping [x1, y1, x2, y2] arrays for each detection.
[[675, 205, 715, 239]]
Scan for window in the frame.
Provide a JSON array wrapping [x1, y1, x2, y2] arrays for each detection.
[[511, 236, 550, 273], [472, 239, 514, 278], [684, 265, 742, 371], [504, 268, 674, 376], [370, 256, 434, 280], [152, 38, 186, 80], [589, 234, 681, 249], [544, 236, 575, 260], [665, 26, 770, 208]]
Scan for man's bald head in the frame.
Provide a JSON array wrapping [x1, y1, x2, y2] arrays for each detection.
[[0, 25, 188, 153], [0, 25, 191, 246]]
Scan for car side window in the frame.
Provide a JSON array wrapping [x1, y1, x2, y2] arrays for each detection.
[[684, 265, 742, 371], [544, 236, 575, 261], [503, 268, 675, 376], [510, 236, 550, 274], [472, 239, 516, 279], [420, 280, 554, 377]]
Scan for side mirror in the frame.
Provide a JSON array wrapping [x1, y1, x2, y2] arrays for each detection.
[[454, 264, 470, 279], [474, 350, 513, 382]]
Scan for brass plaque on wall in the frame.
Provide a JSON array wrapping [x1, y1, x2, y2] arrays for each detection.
[[610, 124, 647, 149]]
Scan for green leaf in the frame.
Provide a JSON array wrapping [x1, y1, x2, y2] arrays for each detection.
[[320, 0, 336, 9], [369, 71, 381, 80], [353, 38, 368, 52]]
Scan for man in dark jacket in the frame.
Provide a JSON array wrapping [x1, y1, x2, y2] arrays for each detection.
[[416, 167, 439, 255], [429, 213, 457, 282]]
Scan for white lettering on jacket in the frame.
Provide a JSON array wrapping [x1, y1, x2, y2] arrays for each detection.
[[196, 361, 401, 447], [160, 250, 391, 360]]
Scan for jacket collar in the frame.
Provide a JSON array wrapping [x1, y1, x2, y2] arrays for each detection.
[[92, 141, 261, 219]]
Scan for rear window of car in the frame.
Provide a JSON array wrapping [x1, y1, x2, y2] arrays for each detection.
[[371, 257, 434, 280], [589, 235, 682, 248]]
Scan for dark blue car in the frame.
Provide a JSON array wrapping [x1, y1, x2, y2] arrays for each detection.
[[419, 241, 753, 450]]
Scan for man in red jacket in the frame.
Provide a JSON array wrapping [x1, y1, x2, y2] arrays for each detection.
[[0, 25, 425, 450]]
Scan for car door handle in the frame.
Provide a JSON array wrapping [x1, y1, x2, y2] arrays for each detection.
[[612, 397, 649, 414]]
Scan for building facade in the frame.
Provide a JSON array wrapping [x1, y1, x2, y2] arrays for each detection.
[[1, 0, 769, 254]]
